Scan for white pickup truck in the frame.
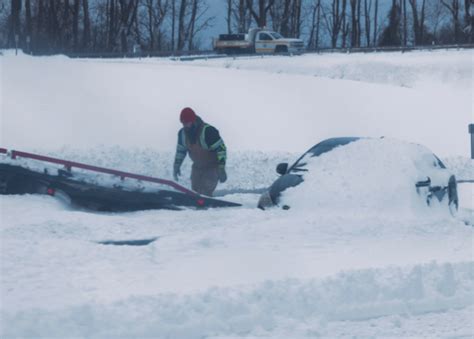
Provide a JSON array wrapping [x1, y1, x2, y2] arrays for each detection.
[[213, 28, 305, 54]]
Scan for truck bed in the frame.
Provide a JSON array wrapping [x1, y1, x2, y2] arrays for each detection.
[[218, 34, 246, 41]]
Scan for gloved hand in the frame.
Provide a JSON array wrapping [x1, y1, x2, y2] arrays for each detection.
[[217, 166, 227, 183], [173, 164, 181, 181]]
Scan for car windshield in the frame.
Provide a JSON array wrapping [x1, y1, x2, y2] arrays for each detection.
[[287, 137, 360, 173], [270, 32, 283, 39], [434, 155, 446, 169], [286, 137, 446, 175]]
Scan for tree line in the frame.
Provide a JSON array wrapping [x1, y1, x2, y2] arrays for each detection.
[[1, 0, 472, 55]]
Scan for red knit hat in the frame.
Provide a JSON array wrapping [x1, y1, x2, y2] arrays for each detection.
[[180, 107, 197, 124]]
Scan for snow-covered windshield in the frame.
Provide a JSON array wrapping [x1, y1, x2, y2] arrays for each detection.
[[270, 32, 283, 39], [288, 138, 360, 173], [287, 137, 445, 175]]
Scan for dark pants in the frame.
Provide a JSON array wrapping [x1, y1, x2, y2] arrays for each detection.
[[191, 165, 218, 196]]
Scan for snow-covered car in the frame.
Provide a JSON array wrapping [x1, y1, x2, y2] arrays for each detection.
[[257, 137, 459, 213], [0, 149, 241, 212]]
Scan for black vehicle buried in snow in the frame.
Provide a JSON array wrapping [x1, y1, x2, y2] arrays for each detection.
[[0, 148, 241, 212], [0, 139, 460, 214], [257, 137, 459, 213]]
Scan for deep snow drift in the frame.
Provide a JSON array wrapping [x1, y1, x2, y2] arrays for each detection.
[[1, 49, 473, 338]]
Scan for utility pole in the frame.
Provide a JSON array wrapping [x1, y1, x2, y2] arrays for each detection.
[[469, 124, 474, 159]]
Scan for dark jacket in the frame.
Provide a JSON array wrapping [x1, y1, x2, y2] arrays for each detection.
[[174, 116, 227, 170]]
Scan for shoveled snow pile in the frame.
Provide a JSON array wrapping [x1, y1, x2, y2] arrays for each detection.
[[283, 138, 453, 217]]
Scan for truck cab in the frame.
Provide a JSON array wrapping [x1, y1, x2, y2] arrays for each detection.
[[213, 28, 304, 55], [250, 28, 304, 54]]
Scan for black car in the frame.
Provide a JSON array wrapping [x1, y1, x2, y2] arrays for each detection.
[[0, 149, 241, 212], [257, 137, 458, 213]]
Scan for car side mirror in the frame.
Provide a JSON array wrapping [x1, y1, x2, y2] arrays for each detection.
[[415, 177, 431, 188], [276, 163, 288, 175]]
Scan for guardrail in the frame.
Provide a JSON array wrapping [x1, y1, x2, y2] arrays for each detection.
[[305, 43, 474, 55], [25, 43, 473, 61], [457, 179, 474, 183]]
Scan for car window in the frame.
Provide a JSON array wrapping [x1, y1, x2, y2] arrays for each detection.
[[288, 138, 360, 173], [258, 33, 273, 41], [433, 155, 446, 169], [270, 32, 283, 39]]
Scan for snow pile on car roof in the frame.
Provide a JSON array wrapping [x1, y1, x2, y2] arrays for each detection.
[[281, 138, 452, 217]]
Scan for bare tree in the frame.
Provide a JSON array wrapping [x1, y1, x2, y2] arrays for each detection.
[[350, 0, 361, 47], [37, 0, 45, 47], [246, 0, 276, 27], [341, 0, 348, 47], [270, 0, 302, 37], [188, 0, 214, 49], [142, 0, 168, 50], [175, 0, 214, 51], [402, 0, 407, 45], [464, 0, 472, 42], [363, 0, 371, 46], [357, 0, 361, 45], [379, 0, 402, 46], [408, 0, 427, 45], [373, 0, 378, 45], [233, 0, 251, 32], [441, 0, 461, 43], [323, 0, 347, 48], [290, 0, 302, 37], [187, 0, 198, 49], [21, 0, 32, 51], [117, 0, 139, 52], [170, 0, 176, 49], [270, 0, 292, 35], [226, 0, 232, 33], [427, 0, 446, 40], [307, 0, 322, 49], [107, 0, 116, 50], [177, 0, 188, 50], [83, 0, 91, 49], [282, 0, 293, 35], [47, 0, 60, 49], [8, 0, 22, 48]]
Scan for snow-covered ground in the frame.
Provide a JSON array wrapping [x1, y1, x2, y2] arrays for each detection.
[[1, 49, 473, 337]]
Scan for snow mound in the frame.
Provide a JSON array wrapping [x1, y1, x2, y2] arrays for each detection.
[[282, 138, 453, 216], [443, 156, 474, 181], [188, 50, 473, 90], [3, 261, 472, 338]]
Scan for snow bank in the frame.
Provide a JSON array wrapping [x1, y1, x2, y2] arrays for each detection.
[[187, 49, 473, 90], [1, 50, 471, 157], [444, 156, 474, 181], [3, 261, 473, 338]]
